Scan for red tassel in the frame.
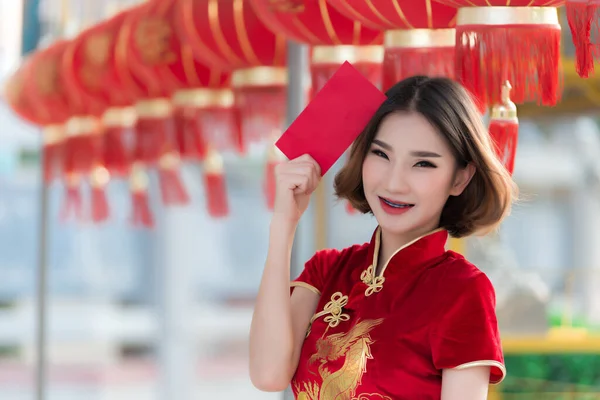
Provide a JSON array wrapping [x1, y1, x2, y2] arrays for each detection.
[[90, 166, 110, 223], [382, 42, 455, 91], [129, 164, 154, 228], [232, 71, 287, 145], [158, 152, 190, 206], [64, 117, 101, 176], [231, 106, 246, 155], [263, 145, 285, 210], [488, 81, 519, 175], [311, 58, 383, 95], [60, 175, 83, 222], [455, 22, 562, 107], [203, 149, 229, 218], [566, 0, 600, 78], [103, 126, 130, 176], [174, 107, 208, 160], [102, 107, 136, 177]]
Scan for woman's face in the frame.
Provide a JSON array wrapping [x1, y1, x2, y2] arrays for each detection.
[[361, 111, 473, 241]]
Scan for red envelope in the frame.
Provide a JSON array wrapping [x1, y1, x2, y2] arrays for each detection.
[[275, 61, 387, 175]]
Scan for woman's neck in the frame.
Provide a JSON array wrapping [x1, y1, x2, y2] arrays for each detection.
[[376, 227, 431, 275]]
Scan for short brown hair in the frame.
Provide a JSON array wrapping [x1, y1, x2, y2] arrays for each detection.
[[334, 76, 517, 238]]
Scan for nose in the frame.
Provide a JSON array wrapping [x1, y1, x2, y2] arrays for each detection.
[[385, 163, 410, 194]]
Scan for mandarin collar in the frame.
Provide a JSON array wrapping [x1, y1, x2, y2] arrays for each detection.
[[366, 226, 449, 278]]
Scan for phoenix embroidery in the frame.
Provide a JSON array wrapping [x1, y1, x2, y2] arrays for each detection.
[[294, 318, 390, 400]]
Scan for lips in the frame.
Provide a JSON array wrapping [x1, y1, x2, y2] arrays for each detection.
[[378, 197, 415, 215], [380, 197, 414, 208]]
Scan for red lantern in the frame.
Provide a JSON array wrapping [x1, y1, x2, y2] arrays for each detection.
[[22, 42, 96, 222], [63, 12, 137, 178], [63, 33, 116, 224], [115, 3, 191, 207], [431, 0, 564, 106], [327, 0, 458, 92], [250, 0, 385, 92], [4, 58, 66, 185], [566, 0, 600, 78], [176, 0, 288, 145]]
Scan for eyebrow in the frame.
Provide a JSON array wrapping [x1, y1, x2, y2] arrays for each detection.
[[372, 139, 442, 158]]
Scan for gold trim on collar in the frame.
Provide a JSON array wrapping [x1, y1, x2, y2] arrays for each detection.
[[362, 226, 446, 296]]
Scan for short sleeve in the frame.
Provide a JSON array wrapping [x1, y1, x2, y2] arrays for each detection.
[[290, 248, 340, 297], [430, 273, 506, 384]]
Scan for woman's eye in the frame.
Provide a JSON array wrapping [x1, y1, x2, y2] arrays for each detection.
[[414, 161, 436, 168], [371, 149, 388, 159]]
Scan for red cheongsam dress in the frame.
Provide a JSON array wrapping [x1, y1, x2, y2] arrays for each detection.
[[289, 227, 505, 400]]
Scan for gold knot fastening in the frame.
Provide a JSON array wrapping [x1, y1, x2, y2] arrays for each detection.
[[360, 265, 385, 297]]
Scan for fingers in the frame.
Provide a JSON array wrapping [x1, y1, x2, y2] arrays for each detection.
[[275, 154, 322, 195], [290, 154, 321, 177]]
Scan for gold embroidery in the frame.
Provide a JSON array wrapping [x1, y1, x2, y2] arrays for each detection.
[[296, 318, 384, 400], [354, 394, 392, 400], [360, 265, 385, 297], [133, 17, 177, 65], [268, 0, 305, 13]]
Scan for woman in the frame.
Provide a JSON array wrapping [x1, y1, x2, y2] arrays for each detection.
[[249, 76, 517, 400]]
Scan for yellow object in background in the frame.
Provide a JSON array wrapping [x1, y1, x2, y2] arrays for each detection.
[[447, 237, 466, 255]]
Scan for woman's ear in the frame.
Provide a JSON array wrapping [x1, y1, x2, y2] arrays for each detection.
[[450, 163, 475, 196]]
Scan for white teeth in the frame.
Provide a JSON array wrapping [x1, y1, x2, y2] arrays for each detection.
[[382, 198, 411, 208]]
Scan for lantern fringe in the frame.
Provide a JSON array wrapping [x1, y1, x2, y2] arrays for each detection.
[[91, 187, 110, 222], [65, 134, 98, 175], [174, 107, 208, 160], [566, 1, 600, 78], [135, 118, 166, 164], [129, 165, 154, 228], [382, 47, 455, 91], [103, 126, 131, 177], [234, 85, 287, 146], [455, 25, 562, 106], [89, 166, 111, 223], [204, 172, 229, 218], [158, 168, 190, 206], [488, 118, 519, 175], [232, 107, 246, 155], [60, 180, 83, 222], [131, 191, 154, 228], [311, 62, 382, 95], [264, 159, 278, 211]]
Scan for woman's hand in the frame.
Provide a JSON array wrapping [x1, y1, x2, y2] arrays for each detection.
[[273, 154, 322, 223]]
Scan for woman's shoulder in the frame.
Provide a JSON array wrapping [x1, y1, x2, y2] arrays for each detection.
[[437, 250, 495, 293]]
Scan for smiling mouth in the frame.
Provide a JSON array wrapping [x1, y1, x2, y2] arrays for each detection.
[[379, 197, 414, 208]]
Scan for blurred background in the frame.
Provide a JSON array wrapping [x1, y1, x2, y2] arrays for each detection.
[[2, 0, 600, 399]]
